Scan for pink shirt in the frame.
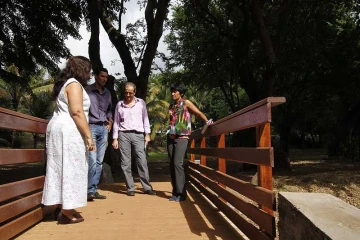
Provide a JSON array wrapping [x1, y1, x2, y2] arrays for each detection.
[[113, 97, 151, 139]]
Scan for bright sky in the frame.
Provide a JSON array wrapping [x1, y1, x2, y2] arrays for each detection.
[[62, 1, 168, 80]]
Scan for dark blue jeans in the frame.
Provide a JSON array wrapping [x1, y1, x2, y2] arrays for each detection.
[[88, 124, 108, 194]]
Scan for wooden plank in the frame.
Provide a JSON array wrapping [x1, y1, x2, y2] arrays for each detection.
[[0, 207, 43, 240], [0, 176, 44, 203], [217, 134, 226, 173], [188, 147, 274, 167], [191, 97, 285, 139], [200, 137, 206, 165], [209, 97, 285, 126], [189, 162, 275, 209], [190, 104, 270, 138], [256, 123, 274, 215], [189, 169, 275, 236], [0, 149, 45, 165], [189, 176, 272, 240], [0, 107, 48, 133], [268, 97, 286, 107], [201, 123, 209, 134], [190, 139, 195, 162], [0, 107, 49, 123], [0, 192, 42, 224]]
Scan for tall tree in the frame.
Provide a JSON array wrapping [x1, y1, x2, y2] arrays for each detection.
[[85, 0, 171, 99]]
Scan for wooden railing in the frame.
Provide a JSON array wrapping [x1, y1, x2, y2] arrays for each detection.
[[0, 107, 49, 239], [188, 97, 286, 240]]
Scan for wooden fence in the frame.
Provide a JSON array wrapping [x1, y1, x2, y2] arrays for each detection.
[[187, 97, 285, 240], [0, 107, 49, 239]]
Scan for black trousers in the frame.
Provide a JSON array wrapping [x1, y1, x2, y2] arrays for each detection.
[[167, 137, 188, 198]]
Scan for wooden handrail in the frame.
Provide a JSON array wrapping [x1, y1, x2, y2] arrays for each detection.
[[0, 107, 48, 239], [190, 97, 286, 138], [0, 107, 48, 133], [188, 97, 285, 240], [214, 97, 285, 125]]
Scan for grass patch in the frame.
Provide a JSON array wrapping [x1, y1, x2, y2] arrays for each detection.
[[147, 151, 168, 162]]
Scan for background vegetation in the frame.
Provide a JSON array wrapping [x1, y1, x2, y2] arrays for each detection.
[[1, 0, 360, 164]]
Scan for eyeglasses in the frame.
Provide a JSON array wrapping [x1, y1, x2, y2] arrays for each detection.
[[125, 92, 134, 95]]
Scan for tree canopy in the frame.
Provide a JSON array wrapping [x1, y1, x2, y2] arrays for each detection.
[[0, 0, 85, 84], [1, 0, 360, 159]]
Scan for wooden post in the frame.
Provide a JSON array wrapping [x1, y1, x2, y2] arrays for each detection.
[[217, 134, 226, 173], [200, 137, 206, 165], [190, 139, 195, 162], [256, 123, 273, 215]]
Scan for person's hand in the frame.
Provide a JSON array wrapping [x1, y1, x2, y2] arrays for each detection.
[[144, 134, 150, 146], [206, 119, 213, 125], [105, 123, 112, 132], [86, 137, 96, 151], [112, 139, 119, 149]]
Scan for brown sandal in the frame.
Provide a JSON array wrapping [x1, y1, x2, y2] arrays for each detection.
[[57, 212, 84, 224]]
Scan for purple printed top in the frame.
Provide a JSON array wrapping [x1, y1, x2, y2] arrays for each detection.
[[112, 97, 151, 139], [87, 83, 112, 124]]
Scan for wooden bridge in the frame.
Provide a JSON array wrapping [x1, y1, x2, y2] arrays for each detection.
[[0, 97, 285, 240]]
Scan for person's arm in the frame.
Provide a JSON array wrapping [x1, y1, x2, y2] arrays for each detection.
[[184, 99, 209, 123], [112, 102, 120, 149], [66, 82, 96, 151], [142, 100, 151, 145], [105, 93, 113, 132], [106, 118, 113, 132]]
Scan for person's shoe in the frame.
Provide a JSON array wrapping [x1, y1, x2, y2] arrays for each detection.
[[127, 191, 135, 196], [57, 212, 84, 225], [144, 189, 156, 195], [87, 193, 95, 201], [169, 196, 178, 201], [176, 196, 186, 202], [94, 192, 107, 199], [53, 207, 61, 220]]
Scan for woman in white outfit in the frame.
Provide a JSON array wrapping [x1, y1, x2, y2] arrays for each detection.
[[42, 56, 96, 224]]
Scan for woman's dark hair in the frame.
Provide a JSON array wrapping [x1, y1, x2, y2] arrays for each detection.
[[53, 56, 91, 98], [170, 83, 187, 96]]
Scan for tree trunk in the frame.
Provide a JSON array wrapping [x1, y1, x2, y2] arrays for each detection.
[[137, 0, 171, 99], [103, 75, 119, 173], [88, 0, 103, 70], [279, 121, 290, 154], [99, 8, 137, 83], [251, 0, 277, 97], [93, 0, 170, 100], [33, 133, 38, 149]]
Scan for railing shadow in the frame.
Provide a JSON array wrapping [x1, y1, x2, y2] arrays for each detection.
[[179, 184, 245, 240]]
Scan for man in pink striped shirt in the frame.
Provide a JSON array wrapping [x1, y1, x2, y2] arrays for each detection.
[[112, 82, 156, 196]]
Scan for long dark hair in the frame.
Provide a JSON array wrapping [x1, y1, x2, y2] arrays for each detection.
[[53, 56, 91, 98]]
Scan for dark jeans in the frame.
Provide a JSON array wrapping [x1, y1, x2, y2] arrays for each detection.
[[88, 124, 108, 194]]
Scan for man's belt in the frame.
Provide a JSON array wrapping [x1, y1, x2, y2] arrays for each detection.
[[121, 130, 143, 134], [90, 121, 107, 126]]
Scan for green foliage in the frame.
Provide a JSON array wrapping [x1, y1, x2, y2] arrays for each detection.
[[146, 74, 170, 140], [0, 65, 29, 110], [165, 1, 261, 111], [164, 0, 360, 153], [0, 0, 84, 84], [272, 0, 360, 153]]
